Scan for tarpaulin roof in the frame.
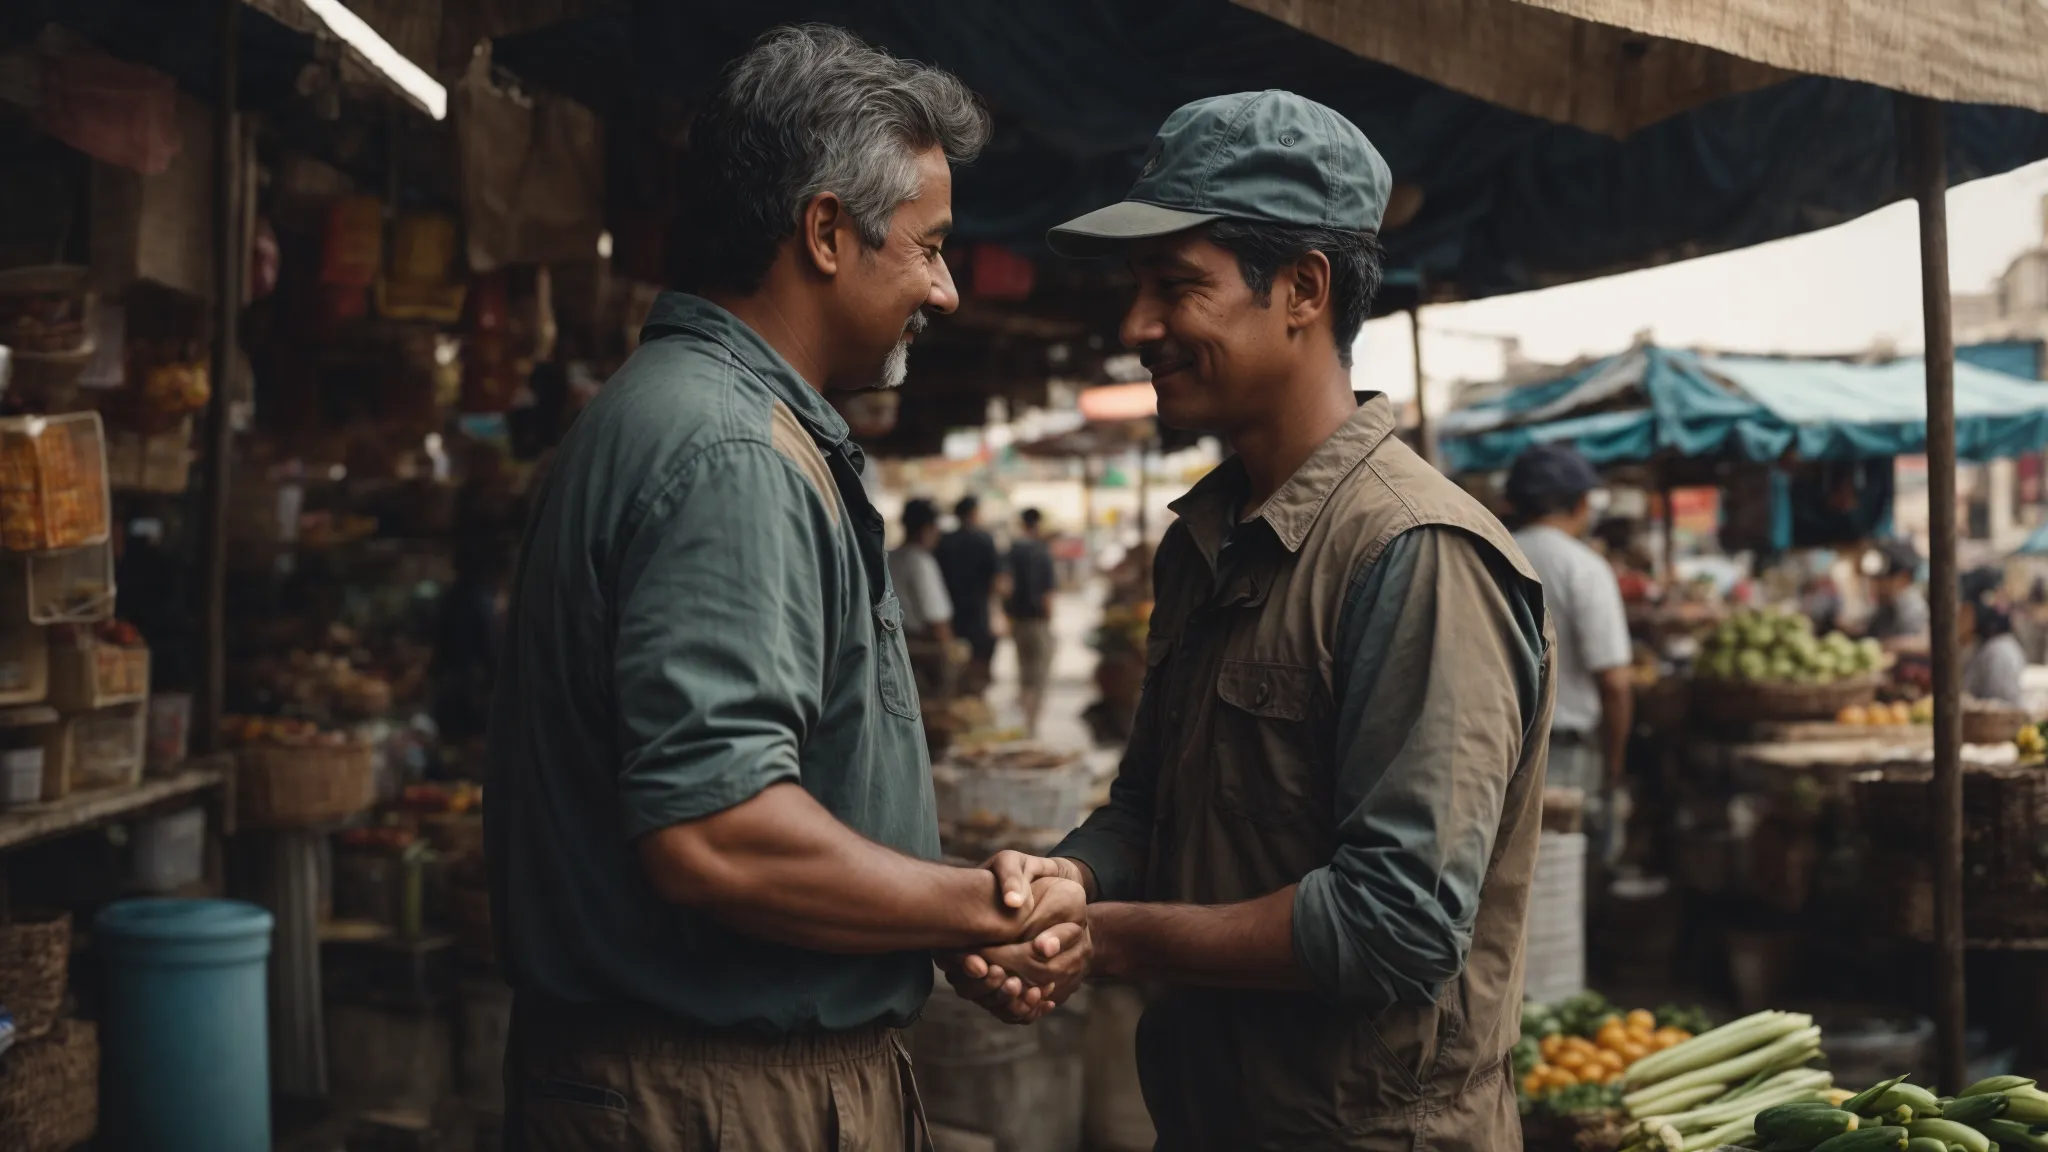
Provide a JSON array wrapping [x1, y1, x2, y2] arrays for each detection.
[[480, 0, 2048, 303], [1440, 346, 2048, 473], [1239, 0, 2048, 137]]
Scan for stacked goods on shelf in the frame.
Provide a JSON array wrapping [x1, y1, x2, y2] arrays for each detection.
[[0, 413, 109, 553], [38, 619, 149, 802], [1612, 1010, 1830, 1151]]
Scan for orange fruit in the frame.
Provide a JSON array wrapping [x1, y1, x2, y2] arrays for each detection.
[[1597, 1049, 1627, 1072], [1619, 1040, 1651, 1063], [1555, 1048, 1590, 1072], [1524, 1072, 1548, 1097], [1545, 1066, 1579, 1088], [1539, 1034, 1564, 1061], [1626, 1010, 1657, 1032]]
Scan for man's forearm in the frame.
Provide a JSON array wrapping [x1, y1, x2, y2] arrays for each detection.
[[1089, 887, 1308, 990], [640, 781, 1023, 953]]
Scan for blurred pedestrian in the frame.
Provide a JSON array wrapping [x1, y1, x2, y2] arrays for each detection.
[[1006, 508, 1057, 735], [1507, 444, 1633, 865], [935, 495, 1000, 696], [1962, 566, 2025, 706], [891, 498, 957, 697], [1865, 539, 1930, 649]]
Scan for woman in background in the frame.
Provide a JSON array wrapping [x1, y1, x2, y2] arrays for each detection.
[[1961, 567, 2026, 706]]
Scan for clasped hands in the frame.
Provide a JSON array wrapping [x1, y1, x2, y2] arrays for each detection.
[[938, 851, 1093, 1025]]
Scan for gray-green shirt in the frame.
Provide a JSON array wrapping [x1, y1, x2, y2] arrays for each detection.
[[485, 292, 938, 1033]]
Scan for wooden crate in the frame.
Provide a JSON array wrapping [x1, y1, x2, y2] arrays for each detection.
[[48, 633, 147, 711]]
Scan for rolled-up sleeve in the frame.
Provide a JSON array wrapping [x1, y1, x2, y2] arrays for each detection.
[[1292, 527, 1544, 1013], [612, 442, 836, 840]]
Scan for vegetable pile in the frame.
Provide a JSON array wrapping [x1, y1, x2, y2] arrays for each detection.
[[1516, 993, 1705, 1115], [1616, 1007, 2048, 1152], [1617, 1010, 1830, 1151], [1695, 608, 1883, 685]]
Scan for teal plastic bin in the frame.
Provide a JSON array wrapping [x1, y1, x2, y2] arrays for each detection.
[[96, 899, 274, 1151]]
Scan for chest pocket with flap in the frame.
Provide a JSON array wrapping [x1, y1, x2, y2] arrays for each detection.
[[1210, 659, 1328, 828]]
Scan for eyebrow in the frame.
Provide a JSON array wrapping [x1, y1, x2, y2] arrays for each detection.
[[919, 220, 954, 243]]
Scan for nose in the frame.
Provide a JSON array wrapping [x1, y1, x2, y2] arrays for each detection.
[[929, 252, 961, 315], [1119, 289, 1166, 350]]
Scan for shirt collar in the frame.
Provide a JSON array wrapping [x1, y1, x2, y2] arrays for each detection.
[[639, 291, 852, 447], [1168, 394, 1399, 559]]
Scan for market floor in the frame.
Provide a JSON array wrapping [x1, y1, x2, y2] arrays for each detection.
[[985, 577, 1112, 760]]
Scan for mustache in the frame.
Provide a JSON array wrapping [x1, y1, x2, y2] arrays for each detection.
[[1138, 341, 1190, 371], [903, 310, 930, 338]]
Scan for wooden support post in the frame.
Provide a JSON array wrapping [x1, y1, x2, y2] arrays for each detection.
[[1901, 90, 1967, 1095], [195, 0, 240, 755], [1409, 306, 1431, 467]]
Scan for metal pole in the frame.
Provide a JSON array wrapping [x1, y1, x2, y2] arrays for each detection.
[[1409, 305, 1431, 466], [195, 0, 239, 754], [1902, 91, 1967, 1095]]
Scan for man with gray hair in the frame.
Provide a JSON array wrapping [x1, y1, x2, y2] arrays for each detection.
[[486, 25, 1087, 1149]]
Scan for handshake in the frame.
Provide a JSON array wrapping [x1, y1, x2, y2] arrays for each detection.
[[939, 851, 1096, 1025]]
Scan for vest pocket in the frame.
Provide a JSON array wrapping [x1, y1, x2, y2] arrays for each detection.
[[1211, 659, 1326, 828], [873, 596, 921, 721]]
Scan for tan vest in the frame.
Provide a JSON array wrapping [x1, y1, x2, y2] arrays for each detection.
[[1133, 397, 1554, 1151]]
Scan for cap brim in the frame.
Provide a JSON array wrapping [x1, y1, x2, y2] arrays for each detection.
[[1046, 201, 1221, 258]]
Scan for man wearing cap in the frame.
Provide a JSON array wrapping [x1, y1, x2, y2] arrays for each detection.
[[942, 92, 1554, 1151], [1506, 445, 1635, 863]]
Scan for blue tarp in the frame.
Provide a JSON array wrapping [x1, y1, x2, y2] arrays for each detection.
[[1441, 347, 2048, 473]]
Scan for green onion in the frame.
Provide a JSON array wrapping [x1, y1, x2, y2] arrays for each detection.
[[1624, 1082, 1728, 1120], [1625, 1012, 1809, 1090], [1622, 1026, 1821, 1111]]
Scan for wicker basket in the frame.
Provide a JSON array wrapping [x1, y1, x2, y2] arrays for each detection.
[[237, 741, 377, 828], [1692, 673, 1880, 725], [0, 1019, 97, 1152], [0, 909, 71, 1040], [1962, 702, 2033, 747]]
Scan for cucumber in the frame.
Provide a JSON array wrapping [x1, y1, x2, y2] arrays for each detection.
[[1905, 1118, 1992, 1152], [1979, 1117, 2048, 1152], [1903, 1140, 1949, 1152], [1845, 1077, 1913, 1116], [2006, 1089, 2048, 1125], [1870, 1083, 1947, 1117], [1812, 1126, 1909, 1152], [1962, 1076, 2038, 1098], [1756, 1107, 1860, 1146], [1932, 1093, 2007, 1126]]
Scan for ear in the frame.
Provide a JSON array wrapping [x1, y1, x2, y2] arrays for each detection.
[[799, 192, 852, 277], [1283, 249, 1332, 335]]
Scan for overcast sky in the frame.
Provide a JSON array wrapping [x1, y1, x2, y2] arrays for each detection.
[[1353, 157, 2048, 404]]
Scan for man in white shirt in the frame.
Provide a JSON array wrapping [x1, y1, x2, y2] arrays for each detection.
[[889, 498, 955, 696], [1507, 445, 1634, 860]]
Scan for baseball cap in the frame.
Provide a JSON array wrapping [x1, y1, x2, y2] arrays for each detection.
[[1504, 444, 1602, 507], [1047, 90, 1392, 257]]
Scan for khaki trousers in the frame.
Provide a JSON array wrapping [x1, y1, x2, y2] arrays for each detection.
[[503, 994, 930, 1151]]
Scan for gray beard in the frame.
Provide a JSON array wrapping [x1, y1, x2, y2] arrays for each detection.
[[878, 338, 911, 390]]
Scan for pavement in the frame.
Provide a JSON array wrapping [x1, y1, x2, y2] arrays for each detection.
[[984, 579, 1119, 768]]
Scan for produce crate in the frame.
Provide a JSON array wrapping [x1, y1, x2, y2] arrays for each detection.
[[237, 740, 377, 828], [0, 1018, 98, 1152], [0, 626, 49, 706], [47, 630, 148, 711], [0, 412, 109, 553], [41, 703, 146, 799], [1691, 673, 1879, 725], [1853, 765, 2048, 886], [0, 540, 116, 626]]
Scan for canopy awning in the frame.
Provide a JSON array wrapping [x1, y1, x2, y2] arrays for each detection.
[[1237, 0, 2048, 137], [1440, 346, 2048, 473]]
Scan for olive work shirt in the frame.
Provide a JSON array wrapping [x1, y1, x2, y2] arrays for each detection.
[[484, 292, 938, 1034], [1053, 397, 1551, 1150]]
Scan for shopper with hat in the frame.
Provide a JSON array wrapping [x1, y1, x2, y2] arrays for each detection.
[[944, 90, 1555, 1151], [1505, 443, 1635, 863]]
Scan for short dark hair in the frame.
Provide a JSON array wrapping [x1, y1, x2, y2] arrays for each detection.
[[1020, 508, 1043, 530], [1204, 220, 1385, 367], [903, 498, 940, 536], [1508, 488, 1586, 521], [954, 495, 979, 520], [672, 25, 989, 294]]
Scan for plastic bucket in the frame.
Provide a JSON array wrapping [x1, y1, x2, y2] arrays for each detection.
[[0, 746, 42, 805], [96, 898, 273, 1151]]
